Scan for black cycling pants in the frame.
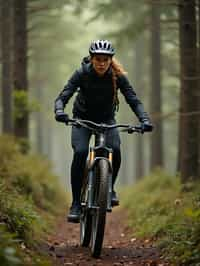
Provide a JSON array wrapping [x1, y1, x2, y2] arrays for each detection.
[[70, 123, 121, 204]]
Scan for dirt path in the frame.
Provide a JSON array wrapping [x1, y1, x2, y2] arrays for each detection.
[[45, 208, 170, 266]]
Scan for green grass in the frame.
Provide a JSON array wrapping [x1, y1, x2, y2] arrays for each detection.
[[0, 135, 67, 265], [120, 169, 200, 266]]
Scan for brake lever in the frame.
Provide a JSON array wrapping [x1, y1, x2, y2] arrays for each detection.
[[121, 125, 143, 134], [120, 126, 135, 134], [135, 125, 143, 134], [67, 119, 80, 127], [127, 127, 135, 134]]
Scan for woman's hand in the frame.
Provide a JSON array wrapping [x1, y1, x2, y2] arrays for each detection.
[[55, 110, 69, 123], [141, 119, 153, 132]]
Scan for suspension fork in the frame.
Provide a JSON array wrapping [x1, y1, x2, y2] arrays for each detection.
[[87, 170, 94, 209], [88, 148, 95, 210], [87, 147, 113, 212], [96, 131, 113, 211]]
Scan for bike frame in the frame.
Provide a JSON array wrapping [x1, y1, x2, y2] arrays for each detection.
[[67, 119, 142, 212]]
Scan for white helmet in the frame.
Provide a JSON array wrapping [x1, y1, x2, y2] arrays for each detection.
[[89, 40, 115, 56]]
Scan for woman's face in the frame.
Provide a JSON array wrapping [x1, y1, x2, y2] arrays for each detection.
[[91, 54, 112, 76]]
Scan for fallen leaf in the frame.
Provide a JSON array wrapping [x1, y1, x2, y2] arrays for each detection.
[[130, 238, 137, 242], [21, 243, 26, 250]]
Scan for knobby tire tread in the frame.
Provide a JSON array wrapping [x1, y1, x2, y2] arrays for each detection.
[[91, 159, 109, 258], [80, 170, 92, 247]]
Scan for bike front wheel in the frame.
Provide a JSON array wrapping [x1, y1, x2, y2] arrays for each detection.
[[80, 209, 92, 247], [91, 159, 109, 258], [80, 171, 92, 247]]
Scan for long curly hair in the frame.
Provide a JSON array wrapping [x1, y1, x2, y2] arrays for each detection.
[[111, 58, 127, 110]]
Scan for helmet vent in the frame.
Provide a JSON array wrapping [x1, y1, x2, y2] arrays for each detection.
[[89, 40, 115, 55]]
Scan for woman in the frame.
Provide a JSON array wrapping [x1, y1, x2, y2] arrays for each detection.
[[54, 40, 153, 223]]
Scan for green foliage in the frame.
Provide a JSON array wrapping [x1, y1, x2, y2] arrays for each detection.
[[0, 135, 65, 212], [121, 170, 200, 265], [13, 90, 40, 120], [0, 135, 66, 265], [87, 0, 148, 44], [0, 225, 21, 266], [13, 90, 29, 120], [4, 197, 39, 241]]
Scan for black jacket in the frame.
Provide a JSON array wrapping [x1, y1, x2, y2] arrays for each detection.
[[55, 59, 149, 122]]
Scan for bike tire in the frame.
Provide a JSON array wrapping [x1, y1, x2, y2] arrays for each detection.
[[80, 210, 92, 247], [91, 159, 109, 258], [80, 169, 92, 247]]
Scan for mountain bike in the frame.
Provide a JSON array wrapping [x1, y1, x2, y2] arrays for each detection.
[[67, 118, 143, 258]]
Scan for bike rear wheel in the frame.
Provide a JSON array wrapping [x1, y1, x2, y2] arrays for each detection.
[[91, 159, 109, 258]]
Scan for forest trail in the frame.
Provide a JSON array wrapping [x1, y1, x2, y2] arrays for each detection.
[[45, 208, 169, 266]]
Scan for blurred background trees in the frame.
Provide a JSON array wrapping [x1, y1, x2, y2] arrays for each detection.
[[1, 0, 13, 134], [0, 0, 199, 185]]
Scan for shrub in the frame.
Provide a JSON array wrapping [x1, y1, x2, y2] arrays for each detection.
[[0, 135, 66, 265], [0, 225, 21, 266], [121, 170, 200, 265]]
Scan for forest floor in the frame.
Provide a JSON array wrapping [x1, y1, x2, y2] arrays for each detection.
[[44, 208, 170, 266]]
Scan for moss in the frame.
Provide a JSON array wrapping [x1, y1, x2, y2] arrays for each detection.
[[0, 135, 66, 265], [121, 170, 200, 265]]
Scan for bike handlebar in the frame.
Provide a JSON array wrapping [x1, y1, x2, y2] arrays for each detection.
[[66, 118, 144, 134]]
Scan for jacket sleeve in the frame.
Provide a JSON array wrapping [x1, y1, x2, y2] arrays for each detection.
[[54, 69, 82, 112], [117, 74, 149, 122]]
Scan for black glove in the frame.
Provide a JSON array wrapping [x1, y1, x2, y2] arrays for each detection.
[[55, 110, 69, 123], [141, 119, 153, 132]]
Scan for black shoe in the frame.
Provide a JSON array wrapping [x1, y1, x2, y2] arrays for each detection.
[[67, 203, 81, 223], [111, 190, 119, 206]]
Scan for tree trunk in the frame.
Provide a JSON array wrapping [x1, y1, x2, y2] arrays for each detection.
[[198, 0, 200, 177], [135, 36, 145, 180], [32, 56, 44, 154], [178, 0, 198, 182], [150, 3, 163, 170], [13, 0, 28, 139], [35, 88, 44, 154], [1, 0, 13, 133]]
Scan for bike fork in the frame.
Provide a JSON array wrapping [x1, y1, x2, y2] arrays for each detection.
[[107, 172, 112, 212], [88, 170, 94, 209]]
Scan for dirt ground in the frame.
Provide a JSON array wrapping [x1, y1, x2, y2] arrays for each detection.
[[45, 208, 170, 266]]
